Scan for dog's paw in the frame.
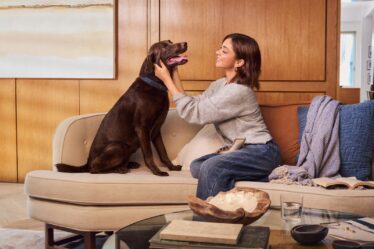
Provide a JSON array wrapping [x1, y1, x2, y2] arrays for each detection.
[[127, 161, 140, 169], [170, 165, 182, 171], [156, 171, 169, 176]]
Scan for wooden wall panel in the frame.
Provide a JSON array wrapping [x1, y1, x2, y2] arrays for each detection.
[[337, 88, 360, 104], [0, 0, 341, 183], [80, 0, 148, 114], [0, 80, 17, 182], [256, 92, 323, 105], [160, 0, 326, 81], [17, 80, 79, 181]]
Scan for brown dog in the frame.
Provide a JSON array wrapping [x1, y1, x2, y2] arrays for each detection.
[[56, 40, 188, 176]]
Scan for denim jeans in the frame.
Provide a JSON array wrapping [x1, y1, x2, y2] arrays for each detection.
[[190, 140, 281, 200]]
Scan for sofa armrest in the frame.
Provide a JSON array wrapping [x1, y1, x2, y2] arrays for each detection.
[[52, 113, 106, 170]]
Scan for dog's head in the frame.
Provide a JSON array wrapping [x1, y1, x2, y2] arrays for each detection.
[[140, 40, 188, 76]]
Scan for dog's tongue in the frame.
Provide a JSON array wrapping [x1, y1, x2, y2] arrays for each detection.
[[167, 55, 188, 65]]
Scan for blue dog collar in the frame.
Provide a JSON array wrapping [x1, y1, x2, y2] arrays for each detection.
[[140, 76, 168, 92]]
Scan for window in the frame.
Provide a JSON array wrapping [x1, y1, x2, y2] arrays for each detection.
[[340, 32, 356, 86]]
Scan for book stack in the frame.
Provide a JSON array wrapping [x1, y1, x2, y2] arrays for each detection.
[[149, 219, 270, 249]]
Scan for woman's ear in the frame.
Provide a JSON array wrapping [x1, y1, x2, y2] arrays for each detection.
[[235, 59, 245, 68]]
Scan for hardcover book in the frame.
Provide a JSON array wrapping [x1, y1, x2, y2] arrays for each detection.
[[149, 221, 270, 249]]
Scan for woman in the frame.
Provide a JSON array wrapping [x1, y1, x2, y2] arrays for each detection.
[[155, 33, 281, 200]]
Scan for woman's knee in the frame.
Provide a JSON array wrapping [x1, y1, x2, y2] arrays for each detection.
[[190, 159, 203, 178]]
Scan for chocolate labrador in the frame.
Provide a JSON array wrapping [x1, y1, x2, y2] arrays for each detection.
[[56, 40, 188, 176]]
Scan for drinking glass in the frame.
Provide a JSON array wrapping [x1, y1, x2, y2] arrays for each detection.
[[280, 194, 303, 222]]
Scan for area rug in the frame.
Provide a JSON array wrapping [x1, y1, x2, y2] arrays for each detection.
[[0, 228, 108, 249]]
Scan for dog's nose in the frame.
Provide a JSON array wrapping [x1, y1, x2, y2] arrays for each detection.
[[181, 42, 188, 49]]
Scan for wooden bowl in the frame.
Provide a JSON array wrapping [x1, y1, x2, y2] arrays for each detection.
[[188, 187, 271, 225]]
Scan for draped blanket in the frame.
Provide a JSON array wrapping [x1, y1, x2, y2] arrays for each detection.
[[269, 96, 341, 185]]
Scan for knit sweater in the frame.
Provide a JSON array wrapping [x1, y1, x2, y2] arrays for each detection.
[[173, 78, 272, 145]]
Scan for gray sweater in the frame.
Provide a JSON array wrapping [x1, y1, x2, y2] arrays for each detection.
[[173, 78, 272, 145]]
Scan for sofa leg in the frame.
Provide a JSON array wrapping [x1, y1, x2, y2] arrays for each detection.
[[84, 232, 96, 249], [45, 223, 99, 249]]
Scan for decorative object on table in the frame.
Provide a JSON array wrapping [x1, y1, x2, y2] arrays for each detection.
[[326, 217, 374, 242], [149, 224, 270, 249], [188, 187, 270, 225], [159, 220, 243, 245], [332, 240, 361, 249], [280, 193, 303, 221], [332, 240, 374, 249], [291, 224, 328, 245]]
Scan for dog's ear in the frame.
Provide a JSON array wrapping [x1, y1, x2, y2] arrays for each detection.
[[140, 48, 162, 75]]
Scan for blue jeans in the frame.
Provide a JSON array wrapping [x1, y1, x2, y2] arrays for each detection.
[[190, 140, 281, 200]]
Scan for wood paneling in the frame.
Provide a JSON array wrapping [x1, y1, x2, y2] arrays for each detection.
[[256, 92, 323, 105], [182, 81, 327, 92], [0, 0, 341, 182], [16, 80, 79, 181], [326, 0, 339, 98], [160, 0, 326, 81], [0, 80, 17, 182], [337, 87, 360, 104], [79, 0, 148, 114]]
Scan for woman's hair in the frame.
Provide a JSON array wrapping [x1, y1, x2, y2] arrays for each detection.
[[223, 33, 261, 90]]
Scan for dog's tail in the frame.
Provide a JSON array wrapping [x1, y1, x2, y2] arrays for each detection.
[[55, 163, 89, 173]]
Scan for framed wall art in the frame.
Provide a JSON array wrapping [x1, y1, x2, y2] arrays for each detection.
[[0, 0, 116, 79]]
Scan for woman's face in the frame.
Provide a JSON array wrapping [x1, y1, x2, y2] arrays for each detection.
[[216, 38, 237, 69]]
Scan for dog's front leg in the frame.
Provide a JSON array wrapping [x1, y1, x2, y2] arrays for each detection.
[[153, 131, 182, 171], [135, 127, 169, 176]]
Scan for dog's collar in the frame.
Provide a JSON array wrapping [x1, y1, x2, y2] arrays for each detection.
[[139, 75, 168, 92]]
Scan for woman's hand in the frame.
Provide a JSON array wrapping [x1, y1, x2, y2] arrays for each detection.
[[154, 61, 172, 83], [154, 61, 181, 96]]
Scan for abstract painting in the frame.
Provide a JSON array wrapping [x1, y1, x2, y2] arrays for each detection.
[[0, 0, 115, 78]]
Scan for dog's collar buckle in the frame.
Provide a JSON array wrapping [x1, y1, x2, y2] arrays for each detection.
[[140, 76, 168, 92]]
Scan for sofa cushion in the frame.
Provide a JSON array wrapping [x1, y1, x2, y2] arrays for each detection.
[[235, 181, 374, 217], [260, 103, 308, 165], [25, 169, 197, 206], [297, 101, 374, 180], [173, 124, 224, 169]]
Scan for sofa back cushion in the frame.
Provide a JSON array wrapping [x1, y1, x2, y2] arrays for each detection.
[[260, 103, 309, 165], [297, 101, 374, 180], [53, 109, 202, 168]]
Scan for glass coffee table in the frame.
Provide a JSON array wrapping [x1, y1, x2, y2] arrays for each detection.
[[103, 208, 362, 249]]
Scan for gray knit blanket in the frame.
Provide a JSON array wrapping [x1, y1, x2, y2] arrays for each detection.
[[269, 96, 341, 185]]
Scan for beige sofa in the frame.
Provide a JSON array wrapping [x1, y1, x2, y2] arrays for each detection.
[[24, 107, 374, 249]]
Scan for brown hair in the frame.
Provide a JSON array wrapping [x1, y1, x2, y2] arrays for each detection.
[[223, 33, 261, 90]]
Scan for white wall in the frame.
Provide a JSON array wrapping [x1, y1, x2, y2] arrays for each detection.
[[341, 1, 374, 101]]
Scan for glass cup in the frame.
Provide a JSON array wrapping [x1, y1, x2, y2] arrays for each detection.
[[280, 194, 303, 222]]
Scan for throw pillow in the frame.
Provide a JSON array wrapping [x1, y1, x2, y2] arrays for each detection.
[[261, 104, 308, 165], [297, 106, 309, 144], [173, 124, 224, 170], [339, 101, 374, 180], [297, 101, 374, 180]]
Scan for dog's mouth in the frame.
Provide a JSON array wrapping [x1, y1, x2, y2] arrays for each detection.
[[166, 55, 188, 66]]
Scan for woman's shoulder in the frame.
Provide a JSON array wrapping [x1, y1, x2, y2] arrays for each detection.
[[225, 82, 254, 94]]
